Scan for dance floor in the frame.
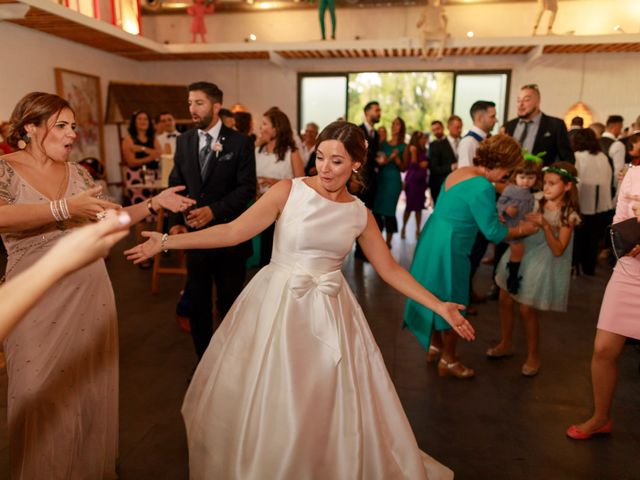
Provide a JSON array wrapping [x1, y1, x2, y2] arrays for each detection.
[[0, 222, 638, 479]]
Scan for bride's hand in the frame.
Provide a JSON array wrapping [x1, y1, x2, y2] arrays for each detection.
[[437, 302, 475, 341], [153, 186, 196, 213], [124, 231, 163, 264]]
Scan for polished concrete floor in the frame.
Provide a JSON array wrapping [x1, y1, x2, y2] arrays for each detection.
[[1, 220, 639, 479]]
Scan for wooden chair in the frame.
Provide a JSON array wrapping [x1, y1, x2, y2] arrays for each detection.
[[151, 207, 187, 294]]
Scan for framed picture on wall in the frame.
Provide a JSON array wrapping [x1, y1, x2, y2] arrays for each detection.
[[55, 68, 106, 178]]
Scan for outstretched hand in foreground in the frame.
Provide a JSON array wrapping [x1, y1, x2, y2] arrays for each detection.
[[437, 302, 475, 341], [0, 210, 131, 340], [46, 210, 132, 273]]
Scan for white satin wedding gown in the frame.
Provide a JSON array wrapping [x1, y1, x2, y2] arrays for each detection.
[[182, 177, 453, 480]]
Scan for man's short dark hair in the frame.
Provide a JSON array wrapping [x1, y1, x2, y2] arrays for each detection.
[[219, 108, 234, 119], [188, 81, 223, 104], [470, 100, 496, 118], [363, 101, 380, 113], [448, 115, 462, 124], [431, 120, 444, 128], [571, 116, 584, 127], [155, 111, 172, 123], [606, 115, 624, 127]]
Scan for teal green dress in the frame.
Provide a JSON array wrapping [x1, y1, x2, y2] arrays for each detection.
[[404, 176, 508, 350], [373, 141, 406, 217]]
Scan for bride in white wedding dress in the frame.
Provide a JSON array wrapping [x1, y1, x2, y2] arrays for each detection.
[[126, 121, 475, 480]]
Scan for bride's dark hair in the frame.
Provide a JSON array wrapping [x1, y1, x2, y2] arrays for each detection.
[[315, 121, 367, 165], [315, 121, 367, 190]]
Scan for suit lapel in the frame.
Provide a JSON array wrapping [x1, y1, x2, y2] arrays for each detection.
[[445, 139, 453, 158], [187, 130, 203, 193], [532, 114, 548, 154]]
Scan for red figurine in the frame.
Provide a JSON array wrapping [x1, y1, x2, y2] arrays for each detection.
[[187, 0, 215, 43]]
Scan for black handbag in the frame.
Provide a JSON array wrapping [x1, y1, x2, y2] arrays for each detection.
[[609, 217, 640, 259]]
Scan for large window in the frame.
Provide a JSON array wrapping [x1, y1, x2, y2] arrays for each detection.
[[453, 72, 509, 134], [298, 70, 510, 136], [347, 72, 454, 134], [299, 75, 347, 133]]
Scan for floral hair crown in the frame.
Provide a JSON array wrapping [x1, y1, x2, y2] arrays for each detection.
[[542, 166, 579, 184]]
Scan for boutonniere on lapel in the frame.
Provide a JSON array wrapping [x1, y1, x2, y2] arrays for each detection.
[[213, 138, 224, 158]]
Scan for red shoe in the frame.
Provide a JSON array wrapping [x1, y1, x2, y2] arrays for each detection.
[[566, 421, 612, 440]]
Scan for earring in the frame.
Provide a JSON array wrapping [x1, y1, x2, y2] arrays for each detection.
[[17, 133, 30, 150], [352, 168, 358, 173]]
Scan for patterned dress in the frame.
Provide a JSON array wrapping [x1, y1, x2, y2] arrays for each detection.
[[0, 159, 118, 479], [495, 199, 579, 311]]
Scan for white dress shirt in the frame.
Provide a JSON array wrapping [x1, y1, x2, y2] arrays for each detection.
[[575, 150, 613, 214], [198, 120, 222, 152], [447, 135, 460, 159], [512, 112, 542, 154], [457, 126, 487, 168], [602, 132, 626, 186], [363, 121, 376, 139], [157, 130, 180, 155]]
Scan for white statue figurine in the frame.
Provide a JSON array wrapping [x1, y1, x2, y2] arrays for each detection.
[[416, 0, 448, 60], [532, 0, 558, 36]]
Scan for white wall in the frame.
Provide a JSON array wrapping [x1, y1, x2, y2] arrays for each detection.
[[0, 21, 143, 186], [142, 0, 640, 44]]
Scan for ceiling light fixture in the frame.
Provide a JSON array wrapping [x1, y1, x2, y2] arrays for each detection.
[[613, 24, 625, 33], [466, 31, 474, 38]]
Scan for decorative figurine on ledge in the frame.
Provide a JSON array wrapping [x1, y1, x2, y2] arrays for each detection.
[[416, 0, 448, 60], [315, 0, 336, 40], [188, 0, 215, 43], [532, 0, 558, 36]]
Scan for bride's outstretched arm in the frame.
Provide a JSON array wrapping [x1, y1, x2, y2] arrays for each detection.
[[357, 211, 475, 341], [124, 179, 292, 263]]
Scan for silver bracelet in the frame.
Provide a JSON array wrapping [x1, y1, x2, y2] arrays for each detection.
[[58, 199, 71, 220], [50, 201, 63, 222], [160, 233, 169, 252]]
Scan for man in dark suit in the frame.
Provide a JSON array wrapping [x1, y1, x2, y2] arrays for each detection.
[[357, 101, 381, 209], [354, 101, 381, 260], [505, 84, 574, 165], [428, 115, 462, 204], [168, 81, 256, 359]]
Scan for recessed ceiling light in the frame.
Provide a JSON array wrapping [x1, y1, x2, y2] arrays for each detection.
[[466, 31, 474, 38], [249, 33, 257, 41]]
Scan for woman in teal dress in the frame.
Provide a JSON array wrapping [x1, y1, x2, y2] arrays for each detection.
[[373, 117, 407, 247], [404, 135, 533, 378]]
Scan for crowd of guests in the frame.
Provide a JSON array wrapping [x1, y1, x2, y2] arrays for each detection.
[[0, 81, 639, 478]]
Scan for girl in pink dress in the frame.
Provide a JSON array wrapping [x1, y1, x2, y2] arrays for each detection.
[[566, 165, 640, 440], [187, 0, 215, 43]]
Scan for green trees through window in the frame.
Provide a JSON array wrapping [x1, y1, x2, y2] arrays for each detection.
[[347, 72, 454, 134]]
